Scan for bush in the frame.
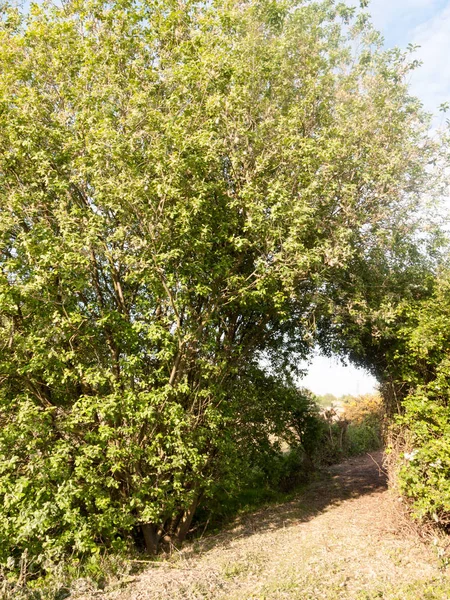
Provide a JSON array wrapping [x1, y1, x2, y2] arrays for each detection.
[[346, 421, 382, 455], [393, 387, 450, 529], [193, 385, 323, 528], [383, 272, 450, 532], [344, 394, 384, 456], [197, 448, 311, 529], [0, 0, 440, 585], [305, 394, 385, 465]]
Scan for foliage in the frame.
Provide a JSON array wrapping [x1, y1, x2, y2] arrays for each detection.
[[0, 550, 134, 600], [343, 393, 384, 455], [311, 393, 384, 458], [0, 0, 443, 575], [343, 393, 384, 425], [314, 185, 447, 417], [387, 270, 450, 529], [346, 419, 382, 457], [287, 392, 384, 465], [307, 103, 449, 531], [196, 383, 322, 526], [396, 393, 450, 527]]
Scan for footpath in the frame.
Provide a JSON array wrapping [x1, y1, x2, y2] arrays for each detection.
[[96, 452, 449, 600]]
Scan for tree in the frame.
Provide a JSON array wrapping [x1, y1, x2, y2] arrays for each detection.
[[0, 0, 442, 560]]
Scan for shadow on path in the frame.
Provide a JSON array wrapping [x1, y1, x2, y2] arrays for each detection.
[[191, 451, 387, 555]]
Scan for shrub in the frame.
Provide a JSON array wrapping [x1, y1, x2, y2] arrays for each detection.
[[384, 272, 450, 532], [344, 394, 384, 456], [0, 0, 441, 583], [306, 394, 384, 464], [394, 387, 450, 529]]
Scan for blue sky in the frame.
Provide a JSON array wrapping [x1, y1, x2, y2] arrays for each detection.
[[302, 0, 450, 396], [370, 0, 450, 112]]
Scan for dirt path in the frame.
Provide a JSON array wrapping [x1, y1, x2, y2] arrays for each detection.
[[99, 453, 449, 599]]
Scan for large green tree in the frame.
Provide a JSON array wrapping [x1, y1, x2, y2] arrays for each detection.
[[0, 0, 442, 559]]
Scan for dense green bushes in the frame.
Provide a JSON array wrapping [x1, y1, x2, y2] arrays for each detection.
[[396, 392, 450, 527], [315, 394, 384, 463], [0, 377, 328, 595], [386, 272, 450, 530]]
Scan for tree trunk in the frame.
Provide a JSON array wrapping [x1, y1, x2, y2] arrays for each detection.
[[338, 420, 349, 450], [141, 523, 161, 555], [175, 493, 202, 543]]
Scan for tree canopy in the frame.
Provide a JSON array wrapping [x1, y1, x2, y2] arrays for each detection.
[[0, 0, 445, 561]]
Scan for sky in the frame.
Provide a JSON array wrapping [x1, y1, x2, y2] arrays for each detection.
[[300, 354, 379, 397], [302, 0, 450, 397], [370, 0, 450, 112]]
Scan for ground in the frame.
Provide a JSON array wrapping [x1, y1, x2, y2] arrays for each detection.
[[85, 452, 450, 599]]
